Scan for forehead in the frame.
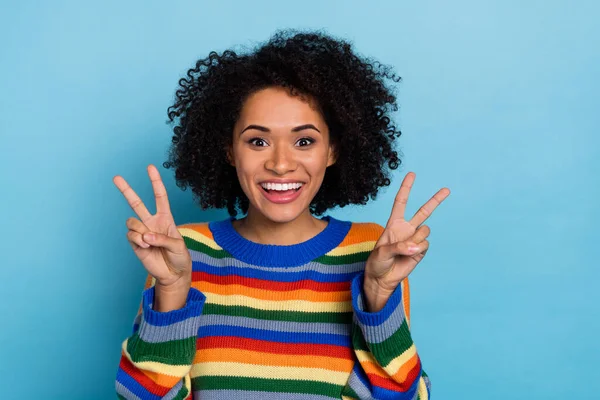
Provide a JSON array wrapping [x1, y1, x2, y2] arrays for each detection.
[[237, 86, 325, 125]]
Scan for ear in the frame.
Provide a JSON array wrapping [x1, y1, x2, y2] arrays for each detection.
[[327, 144, 337, 167], [226, 146, 236, 167]]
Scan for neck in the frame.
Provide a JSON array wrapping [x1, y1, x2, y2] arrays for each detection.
[[233, 207, 328, 245]]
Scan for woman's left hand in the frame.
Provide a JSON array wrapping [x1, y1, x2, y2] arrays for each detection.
[[364, 172, 450, 311]]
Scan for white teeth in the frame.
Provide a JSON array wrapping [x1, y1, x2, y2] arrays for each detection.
[[260, 182, 303, 191]]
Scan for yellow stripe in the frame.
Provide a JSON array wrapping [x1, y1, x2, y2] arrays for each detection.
[[356, 344, 417, 376], [190, 362, 348, 385], [326, 240, 377, 256], [417, 376, 429, 399], [178, 227, 222, 250], [121, 340, 190, 378], [205, 292, 352, 312]]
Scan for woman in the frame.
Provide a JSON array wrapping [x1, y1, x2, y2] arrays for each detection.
[[113, 29, 450, 400]]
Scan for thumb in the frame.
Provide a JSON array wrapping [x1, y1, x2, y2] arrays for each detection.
[[143, 232, 185, 254]]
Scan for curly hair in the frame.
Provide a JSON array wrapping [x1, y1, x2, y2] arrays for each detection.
[[164, 28, 403, 217]]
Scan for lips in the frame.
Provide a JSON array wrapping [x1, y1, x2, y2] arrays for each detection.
[[258, 183, 304, 204]]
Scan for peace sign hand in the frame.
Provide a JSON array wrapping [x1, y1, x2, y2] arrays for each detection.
[[364, 172, 450, 311], [113, 165, 192, 309]]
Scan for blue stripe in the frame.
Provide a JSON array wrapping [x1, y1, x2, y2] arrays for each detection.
[[197, 324, 351, 346], [195, 263, 358, 283], [116, 367, 161, 400], [141, 287, 206, 327], [351, 271, 401, 326]]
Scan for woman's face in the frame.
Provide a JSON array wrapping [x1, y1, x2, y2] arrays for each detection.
[[228, 86, 336, 223]]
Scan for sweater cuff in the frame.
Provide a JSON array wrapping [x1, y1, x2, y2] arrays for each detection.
[[126, 287, 206, 365], [351, 271, 410, 346]]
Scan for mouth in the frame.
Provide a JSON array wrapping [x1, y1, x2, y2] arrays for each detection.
[[258, 182, 305, 204]]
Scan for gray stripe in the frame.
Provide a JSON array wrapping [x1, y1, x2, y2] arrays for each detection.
[[191, 249, 367, 275], [199, 314, 351, 335], [137, 313, 203, 343], [354, 290, 406, 344], [116, 382, 142, 400], [193, 390, 338, 400], [346, 370, 375, 400]]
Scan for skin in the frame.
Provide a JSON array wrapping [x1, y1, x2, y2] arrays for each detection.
[[226, 86, 337, 245], [113, 85, 450, 312]]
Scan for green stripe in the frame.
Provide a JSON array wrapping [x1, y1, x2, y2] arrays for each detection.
[[314, 251, 370, 265], [202, 303, 353, 324], [126, 332, 197, 365], [192, 376, 342, 397], [172, 384, 190, 400], [365, 319, 414, 366], [341, 383, 360, 399], [351, 318, 414, 366], [351, 322, 370, 352], [184, 236, 230, 258]]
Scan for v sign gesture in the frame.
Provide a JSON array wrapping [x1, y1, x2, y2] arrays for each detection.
[[363, 172, 450, 312], [113, 164, 192, 312]]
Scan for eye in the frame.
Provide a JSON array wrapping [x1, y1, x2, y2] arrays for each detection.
[[248, 138, 267, 147], [296, 137, 315, 147]]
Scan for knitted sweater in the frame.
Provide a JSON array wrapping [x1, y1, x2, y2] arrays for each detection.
[[116, 215, 431, 399]]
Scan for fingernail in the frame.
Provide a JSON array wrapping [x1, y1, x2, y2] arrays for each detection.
[[408, 245, 420, 253], [145, 233, 155, 241]]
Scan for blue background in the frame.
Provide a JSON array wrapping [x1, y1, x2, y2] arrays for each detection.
[[1, 1, 598, 398]]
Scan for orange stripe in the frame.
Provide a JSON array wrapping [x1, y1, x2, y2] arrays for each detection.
[[194, 347, 354, 372], [391, 353, 420, 382], [336, 223, 383, 248], [194, 281, 351, 303], [180, 223, 214, 240], [138, 365, 183, 388], [402, 278, 411, 324]]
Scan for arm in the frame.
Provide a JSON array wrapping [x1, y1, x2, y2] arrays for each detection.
[[341, 271, 431, 400], [116, 275, 206, 400]]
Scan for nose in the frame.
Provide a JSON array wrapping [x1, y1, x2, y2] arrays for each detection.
[[265, 145, 297, 175]]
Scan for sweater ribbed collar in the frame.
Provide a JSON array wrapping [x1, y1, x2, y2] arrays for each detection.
[[209, 215, 352, 268]]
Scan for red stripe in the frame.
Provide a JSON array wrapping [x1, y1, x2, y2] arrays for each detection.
[[197, 336, 354, 359], [119, 354, 171, 396], [192, 271, 350, 292], [367, 358, 422, 392]]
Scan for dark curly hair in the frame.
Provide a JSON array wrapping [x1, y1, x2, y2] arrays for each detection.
[[164, 28, 403, 217]]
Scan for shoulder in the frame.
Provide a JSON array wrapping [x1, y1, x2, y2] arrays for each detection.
[[176, 221, 221, 250], [334, 220, 384, 251], [347, 221, 384, 241]]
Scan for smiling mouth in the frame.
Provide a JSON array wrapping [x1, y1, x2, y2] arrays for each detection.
[[259, 185, 302, 194]]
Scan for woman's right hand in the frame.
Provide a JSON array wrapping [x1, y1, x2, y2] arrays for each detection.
[[113, 164, 192, 310]]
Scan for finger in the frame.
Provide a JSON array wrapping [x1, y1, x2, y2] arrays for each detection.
[[142, 232, 186, 255], [387, 172, 416, 223], [147, 164, 172, 216], [410, 240, 429, 260], [126, 217, 151, 234], [113, 175, 152, 222], [410, 224, 430, 244], [409, 187, 451, 228], [127, 230, 150, 249], [376, 239, 422, 261]]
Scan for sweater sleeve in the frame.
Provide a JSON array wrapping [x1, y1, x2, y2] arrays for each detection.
[[115, 275, 206, 400], [341, 271, 431, 400]]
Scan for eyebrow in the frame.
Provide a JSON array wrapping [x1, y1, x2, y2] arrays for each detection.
[[240, 124, 321, 136]]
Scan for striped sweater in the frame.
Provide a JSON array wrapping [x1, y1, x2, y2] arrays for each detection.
[[116, 215, 431, 399]]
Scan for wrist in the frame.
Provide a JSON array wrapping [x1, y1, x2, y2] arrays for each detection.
[[153, 278, 191, 313], [363, 276, 394, 313]]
